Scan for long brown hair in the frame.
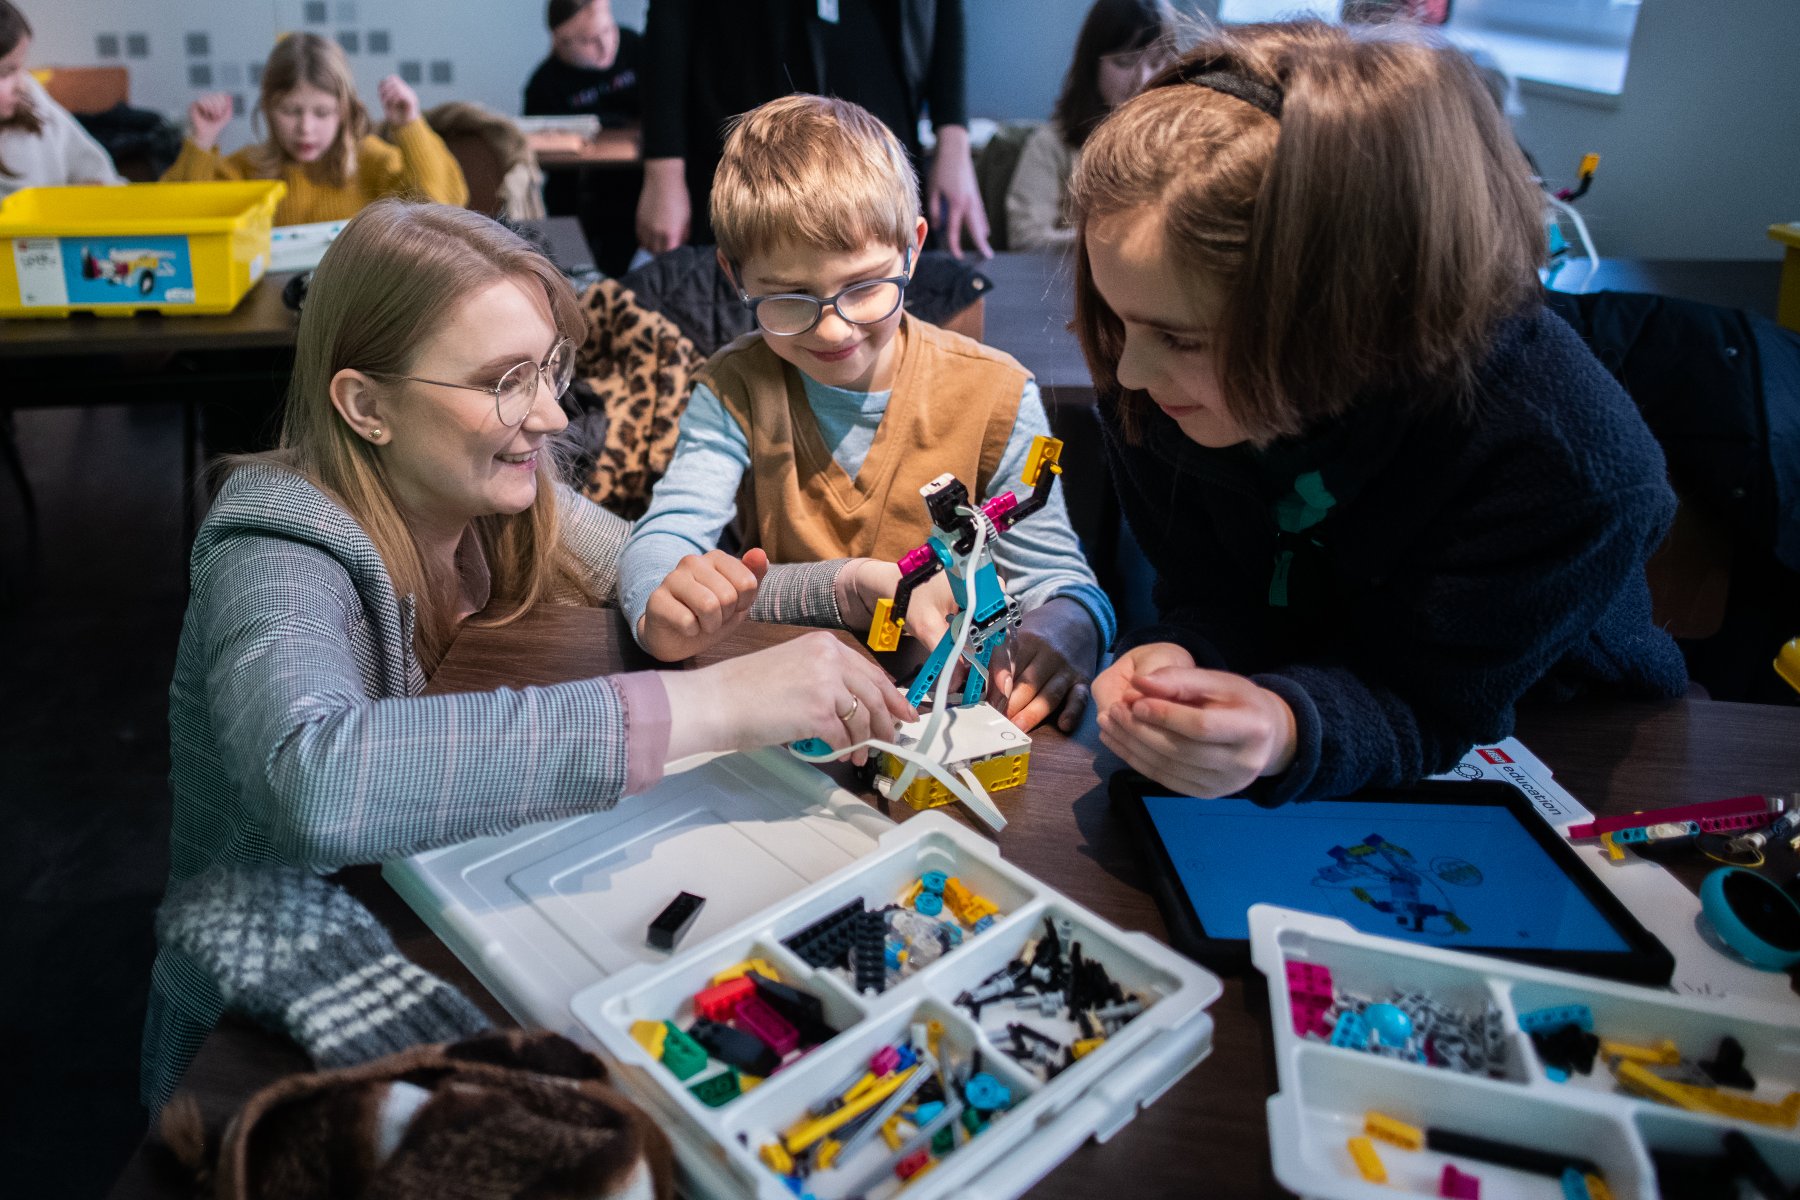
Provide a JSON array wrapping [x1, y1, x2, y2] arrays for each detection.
[[0, 1, 44, 177], [1070, 20, 1545, 443], [256, 200, 595, 672], [1052, 0, 1175, 149], [245, 33, 370, 188]]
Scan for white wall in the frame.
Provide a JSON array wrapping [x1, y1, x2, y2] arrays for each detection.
[[18, 0, 646, 148], [967, 0, 1800, 261]]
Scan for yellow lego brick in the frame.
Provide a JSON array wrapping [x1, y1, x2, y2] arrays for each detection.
[[784, 1067, 919, 1154], [739, 1074, 763, 1092], [1599, 1038, 1680, 1066], [942, 877, 999, 925], [710, 958, 779, 986], [1615, 1061, 1800, 1127], [867, 598, 904, 653], [1071, 1037, 1106, 1059], [1578, 152, 1600, 178], [816, 1138, 844, 1170], [1021, 434, 1063, 487], [1776, 636, 1800, 694], [1364, 1111, 1423, 1151], [1601, 832, 1626, 860], [970, 749, 1030, 794], [901, 878, 925, 907], [881, 1115, 906, 1150], [1585, 1174, 1613, 1200], [1347, 1136, 1387, 1184], [630, 1019, 667, 1058], [759, 1142, 794, 1174]]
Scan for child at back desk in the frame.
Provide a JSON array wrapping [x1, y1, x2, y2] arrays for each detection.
[[620, 94, 1115, 733], [162, 32, 466, 225]]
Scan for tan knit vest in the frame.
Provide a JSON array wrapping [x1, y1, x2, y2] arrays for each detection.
[[705, 317, 1027, 562]]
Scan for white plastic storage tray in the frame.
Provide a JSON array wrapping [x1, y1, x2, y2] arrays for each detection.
[[572, 812, 1223, 1200], [1250, 904, 1800, 1200]]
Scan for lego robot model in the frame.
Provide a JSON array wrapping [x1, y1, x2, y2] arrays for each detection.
[[787, 436, 1068, 832], [1313, 834, 1471, 936]]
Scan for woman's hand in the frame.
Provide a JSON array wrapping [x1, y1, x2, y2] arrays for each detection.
[[638, 548, 767, 662], [925, 126, 993, 260], [660, 630, 916, 766], [187, 93, 235, 149], [992, 598, 1100, 733], [378, 75, 421, 126], [1093, 644, 1298, 797], [636, 158, 692, 253]]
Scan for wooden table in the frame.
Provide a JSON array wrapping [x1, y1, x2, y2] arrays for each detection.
[[106, 606, 1800, 1199], [528, 126, 643, 169]]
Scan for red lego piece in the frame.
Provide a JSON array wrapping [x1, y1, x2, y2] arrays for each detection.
[[894, 1148, 932, 1180], [1286, 961, 1335, 1038], [693, 976, 755, 1021], [1439, 1163, 1481, 1199]]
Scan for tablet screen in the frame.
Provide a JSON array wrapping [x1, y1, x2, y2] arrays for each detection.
[[1139, 793, 1631, 952]]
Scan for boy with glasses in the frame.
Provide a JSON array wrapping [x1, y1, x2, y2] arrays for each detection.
[[620, 95, 1114, 733]]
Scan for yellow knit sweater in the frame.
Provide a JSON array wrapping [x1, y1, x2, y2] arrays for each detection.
[[161, 118, 469, 225]]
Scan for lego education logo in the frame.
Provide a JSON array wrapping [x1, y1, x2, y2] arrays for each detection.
[[1475, 747, 1514, 765]]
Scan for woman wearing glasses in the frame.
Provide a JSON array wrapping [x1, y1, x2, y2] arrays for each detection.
[[141, 199, 914, 1109], [618, 96, 1114, 737], [1007, 0, 1175, 252]]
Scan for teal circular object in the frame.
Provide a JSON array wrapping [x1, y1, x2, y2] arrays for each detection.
[[914, 891, 943, 916], [1700, 867, 1800, 971], [1363, 1002, 1413, 1047]]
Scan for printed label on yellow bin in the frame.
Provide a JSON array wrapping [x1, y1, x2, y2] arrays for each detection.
[[12, 233, 196, 308]]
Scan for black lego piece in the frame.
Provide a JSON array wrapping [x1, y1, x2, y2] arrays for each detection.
[[689, 1017, 780, 1077], [1650, 1149, 1738, 1200], [646, 891, 705, 951], [1722, 1130, 1788, 1200], [1531, 1024, 1600, 1075], [749, 971, 836, 1047], [851, 909, 889, 995], [784, 898, 866, 969], [1700, 1035, 1756, 1091]]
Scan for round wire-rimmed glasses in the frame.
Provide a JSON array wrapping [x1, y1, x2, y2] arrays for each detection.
[[365, 337, 577, 427], [734, 248, 913, 337]]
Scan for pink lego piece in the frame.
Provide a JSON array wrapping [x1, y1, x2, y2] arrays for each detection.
[[733, 995, 799, 1056], [981, 493, 1018, 523], [1439, 1163, 1481, 1199], [1567, 794, 1772, 838], [1286, 961, 1335, 1038], [897, 544, 936, 575], [869, 1045, 901, 1076]]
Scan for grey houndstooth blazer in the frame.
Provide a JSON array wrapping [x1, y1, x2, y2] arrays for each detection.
[[142, 461, 842, 1108]]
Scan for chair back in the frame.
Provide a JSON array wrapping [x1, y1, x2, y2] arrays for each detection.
[[36, 65, 129, 114]]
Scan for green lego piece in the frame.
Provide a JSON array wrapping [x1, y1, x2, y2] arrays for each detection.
[[961, 1105, 988, 1136], [661, 1020, 709, 1080], [688, 1067, 741, 1107], [932, 1125, 955, 1155]]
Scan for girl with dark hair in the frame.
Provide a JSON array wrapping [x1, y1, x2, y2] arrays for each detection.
[[1005, 0, 1172, 252], [1072, 22, 1686, 804], [0, 0, 123, 198]]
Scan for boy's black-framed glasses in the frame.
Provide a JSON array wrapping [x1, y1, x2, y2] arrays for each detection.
[[364, 337, 577, 427], [733, 248, 913, 338]]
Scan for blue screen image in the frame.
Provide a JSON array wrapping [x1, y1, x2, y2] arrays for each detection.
[[1141, 795, 1629, 951]]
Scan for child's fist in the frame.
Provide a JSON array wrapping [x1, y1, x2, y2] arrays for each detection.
[[378, 75, 420, 126], [637, 548, 768, 662], [187, 93, 235, 148]]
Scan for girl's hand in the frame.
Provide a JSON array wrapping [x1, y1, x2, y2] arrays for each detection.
[[638, 548, 767, 662], [1096, 659, 1299, 798], [378, 75, 421, 126], [992, 598, 1100, 732], [187, 93, 235, 149], [660, 630, 917, 767]]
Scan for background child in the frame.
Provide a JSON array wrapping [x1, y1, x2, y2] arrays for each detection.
[[0, 0, 122, 199], [162, 32, 466, 225], [1076, 22, 1686, 804], [1006, 0, 1173, 252], [621, 95, 1115, 733]]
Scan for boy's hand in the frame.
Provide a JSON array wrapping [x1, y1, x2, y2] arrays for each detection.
[[378, 75, 421, 126], [834, 560, 956, 648], [1096, 656, 1299, 798], [993, 598, 1100, 732], [638, 548, 767, 661], [187, 93, 235, 149]]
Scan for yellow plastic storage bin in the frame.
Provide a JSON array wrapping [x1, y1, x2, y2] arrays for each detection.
[[0, 180, 286, 318]]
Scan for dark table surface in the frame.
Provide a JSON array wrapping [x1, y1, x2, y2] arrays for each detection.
[[106, 606, 1800, 1199]]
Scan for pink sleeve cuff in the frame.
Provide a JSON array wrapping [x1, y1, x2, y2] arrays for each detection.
[[612, 671, 671, 796]]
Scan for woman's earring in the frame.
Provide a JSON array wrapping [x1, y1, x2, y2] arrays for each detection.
[[368, 428, 382, 440]]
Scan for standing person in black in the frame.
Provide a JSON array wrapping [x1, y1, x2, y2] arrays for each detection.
[[635, 0, 991, 258], [525, 0, 643, 275]]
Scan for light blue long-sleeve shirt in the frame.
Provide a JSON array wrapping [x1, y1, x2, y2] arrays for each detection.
[[620, 371, 1117, 648]]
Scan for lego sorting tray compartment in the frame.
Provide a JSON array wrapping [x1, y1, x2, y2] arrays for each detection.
[[571, 813, 1223, 1200], [1249, 904, 1800, 1200]]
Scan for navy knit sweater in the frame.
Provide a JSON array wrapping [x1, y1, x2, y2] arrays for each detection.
[[1103, 304, 1688, 804]]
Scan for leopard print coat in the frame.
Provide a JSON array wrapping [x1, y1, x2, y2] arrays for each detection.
[[565, 279, 704, 520]]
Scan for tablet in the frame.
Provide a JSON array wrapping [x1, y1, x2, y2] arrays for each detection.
[[1111, 773, 1675, 985]]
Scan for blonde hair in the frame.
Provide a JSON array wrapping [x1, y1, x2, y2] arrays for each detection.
[[711, 94, 919, 264], [251, 200, 594, 672], [1070, 20, 1545, 443], [247, 33, 370, 187]]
